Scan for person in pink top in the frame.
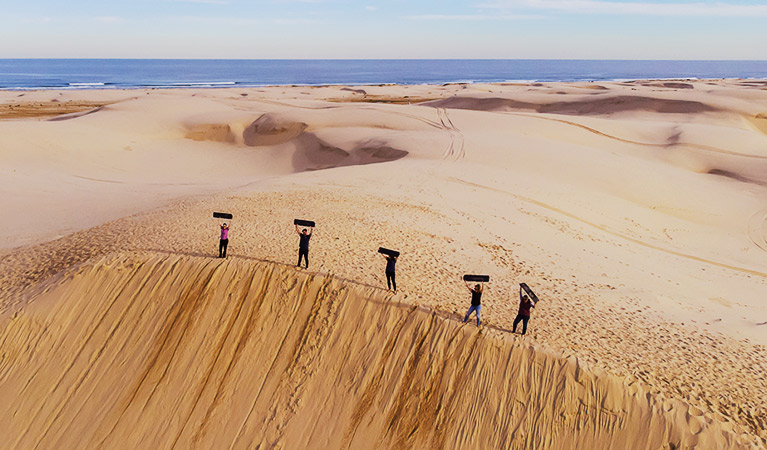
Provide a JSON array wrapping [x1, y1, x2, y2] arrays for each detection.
[[219, 223, 229, 258]]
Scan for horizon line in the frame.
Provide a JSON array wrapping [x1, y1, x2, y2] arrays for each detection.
[[3, 57, 767, 61]]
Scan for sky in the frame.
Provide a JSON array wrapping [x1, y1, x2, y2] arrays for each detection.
[[1, 0, 766, 59]]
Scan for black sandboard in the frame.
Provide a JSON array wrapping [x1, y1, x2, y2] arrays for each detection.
[[463, 274, 490, 283], [520, 283, 540, 303], [378, 247, 400, 258], [213, 212, 233, 220], [294, 219, 315, 227]]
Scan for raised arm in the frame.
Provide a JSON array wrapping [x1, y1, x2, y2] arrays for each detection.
[[295, 224, 301, 235], [520, 285, 535, 307]]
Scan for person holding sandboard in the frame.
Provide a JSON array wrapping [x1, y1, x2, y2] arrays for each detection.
[[463, 275, 488, 327], [513, 284, 537, 335], [219, 223, 229, 258], [378, 248, 399, 291], [295, 220, 314, 268], [213, 212, 233, 258]]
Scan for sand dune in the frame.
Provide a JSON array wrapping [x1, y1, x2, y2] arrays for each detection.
[[0, 253, 752, 449], [423, 94, 719, 115], [242, 113, 308, 146], [748, 114, 767, 135], [0, 101, 110, 120], [2, 80, 767, 448]]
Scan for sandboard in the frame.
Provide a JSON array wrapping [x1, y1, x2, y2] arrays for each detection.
[[378, 247, 400, 258], [294, 219, 316, 227], [213, 212, 233, 220], [463, 274, 490, 283], [520, 283, 539, 303]]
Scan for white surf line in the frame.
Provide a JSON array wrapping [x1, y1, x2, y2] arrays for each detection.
[[447, 176, 767, 278]]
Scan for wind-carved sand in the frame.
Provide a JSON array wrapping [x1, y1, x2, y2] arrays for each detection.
[[1, 80, 766, 449], [0, 253, 750, 449]]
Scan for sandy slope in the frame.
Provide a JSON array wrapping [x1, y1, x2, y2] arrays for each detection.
[[1, 80, 767, 447], [0, 253, 752, 449]]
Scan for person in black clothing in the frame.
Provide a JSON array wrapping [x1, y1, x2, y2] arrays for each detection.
[[463, 282, 483, 326], [296, 225, 313, 268], [383, 254, 397, 291], [513, 286, 536, 335]]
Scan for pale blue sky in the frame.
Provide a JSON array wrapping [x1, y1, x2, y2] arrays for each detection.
[[1, 0, 766, 58]]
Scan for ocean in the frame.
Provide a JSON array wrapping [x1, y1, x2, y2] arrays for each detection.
[[1, 59, 766, 90]]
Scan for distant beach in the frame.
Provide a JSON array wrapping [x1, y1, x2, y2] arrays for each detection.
[[1, 59, 767, 90]]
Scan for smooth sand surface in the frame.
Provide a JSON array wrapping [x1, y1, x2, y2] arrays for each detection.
[[1, 80, 766, 448]]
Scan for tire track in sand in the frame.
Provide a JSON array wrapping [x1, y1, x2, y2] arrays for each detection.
[[436, 108, 465, 161], [747, 209, 767, 253]]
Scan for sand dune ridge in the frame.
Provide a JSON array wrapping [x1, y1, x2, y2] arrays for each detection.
[[0, 252, 755, 449]]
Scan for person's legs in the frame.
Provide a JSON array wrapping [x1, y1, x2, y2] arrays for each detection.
[[386, 272, 392, 289], [297, 250, 308, 267], [513, 314, 522, 333], [475, 305, 481, 326], [521, 316, 529, 335], [464, 304, 478, 323], [222, 239, 228, 258], [219, 239, 225, 258], [464, 305, 474, 322], [389, 272, 396, 291]]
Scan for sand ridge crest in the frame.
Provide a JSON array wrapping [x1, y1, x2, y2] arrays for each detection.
[[0, 252, 757, 449], [422, 94, 720, 116]]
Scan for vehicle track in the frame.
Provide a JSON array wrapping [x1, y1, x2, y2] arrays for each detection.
[[747, 209, 767, 253], [436, 108, 465, 161]]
